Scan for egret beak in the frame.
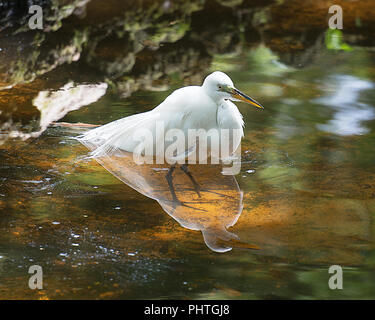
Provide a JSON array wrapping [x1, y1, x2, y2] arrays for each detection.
[[230, 87, 264, 109]]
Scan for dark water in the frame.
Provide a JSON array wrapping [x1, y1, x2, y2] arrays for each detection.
[[1, 0, 375, 299]]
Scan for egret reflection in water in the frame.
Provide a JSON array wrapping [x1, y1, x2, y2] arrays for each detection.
[[81, 148, 259, 253]]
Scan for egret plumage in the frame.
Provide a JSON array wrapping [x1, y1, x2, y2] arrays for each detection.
[[78, 71, 263, 162]]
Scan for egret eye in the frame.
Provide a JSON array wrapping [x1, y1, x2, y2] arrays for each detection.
[[218, 85, 222, 90]]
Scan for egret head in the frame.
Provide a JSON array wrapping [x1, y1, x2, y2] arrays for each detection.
[[202, 71, 264, 109]]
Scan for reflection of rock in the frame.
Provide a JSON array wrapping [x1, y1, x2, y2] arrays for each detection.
[[80, 148, 259, 252], [0, 82, 107, 143], [33, 82, 108, 132]]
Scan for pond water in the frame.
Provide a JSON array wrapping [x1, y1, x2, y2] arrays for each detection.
[[0, 0, 375, 299]]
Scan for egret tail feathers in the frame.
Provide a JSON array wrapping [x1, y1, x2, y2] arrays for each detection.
[[77, 111, 159, 157]]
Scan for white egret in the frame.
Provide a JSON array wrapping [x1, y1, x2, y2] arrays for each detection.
[[78, 71, 263, 204], [79, 71, 263, 157]]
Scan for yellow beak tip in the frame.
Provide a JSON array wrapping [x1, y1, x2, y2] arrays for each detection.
[[231, 89, 264, 109]]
